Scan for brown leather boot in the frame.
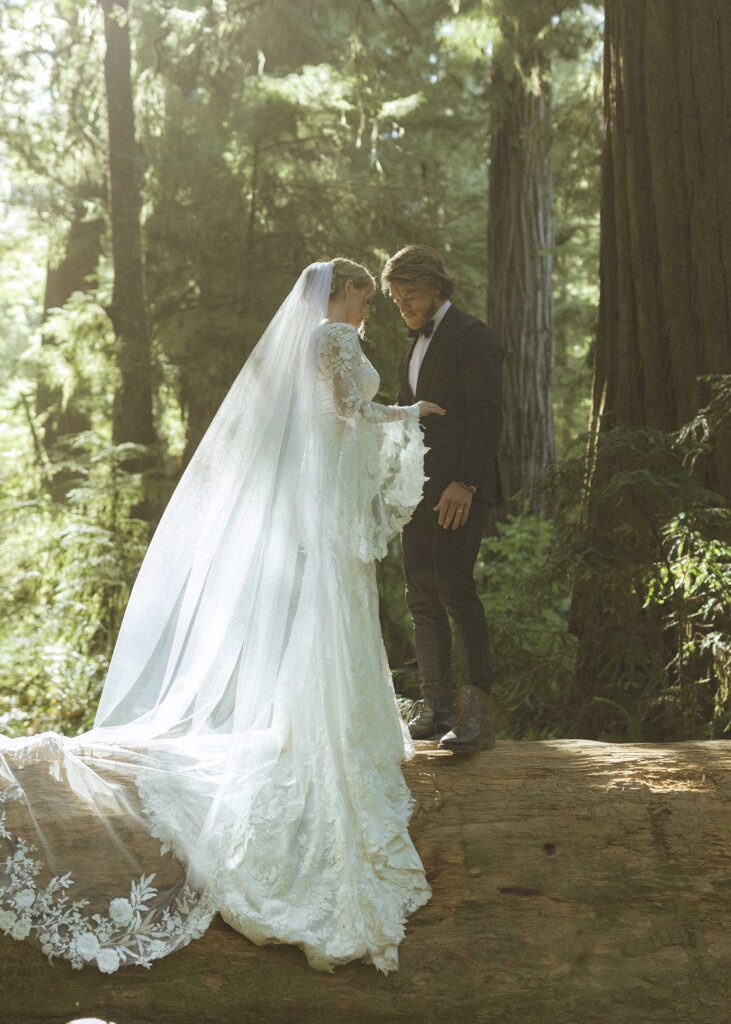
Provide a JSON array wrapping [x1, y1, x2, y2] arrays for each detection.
[[438, 684, 496, 753], [407, 698, 453, 740]]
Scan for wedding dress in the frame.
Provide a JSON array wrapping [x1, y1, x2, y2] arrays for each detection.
[[0, 263, 432, 976]]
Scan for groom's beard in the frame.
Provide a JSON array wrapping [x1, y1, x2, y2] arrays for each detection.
[[402, 299, 443, 332]]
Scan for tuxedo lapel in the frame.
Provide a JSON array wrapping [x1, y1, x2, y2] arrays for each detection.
[[414, 304, 459, 399]]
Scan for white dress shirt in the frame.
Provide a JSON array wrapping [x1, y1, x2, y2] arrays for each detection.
[[408, 299, 452, 396]]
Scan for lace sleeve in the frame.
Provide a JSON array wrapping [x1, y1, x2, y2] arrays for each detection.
[[319, 323, 420, 423]]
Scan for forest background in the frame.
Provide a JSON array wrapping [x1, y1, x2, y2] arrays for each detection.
[[1, 0, 728, 744]]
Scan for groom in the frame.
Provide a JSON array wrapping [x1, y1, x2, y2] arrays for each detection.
[[381, 245, 504, 753]]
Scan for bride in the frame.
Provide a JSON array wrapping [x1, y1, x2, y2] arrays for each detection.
[[0, 258, 446, 976]]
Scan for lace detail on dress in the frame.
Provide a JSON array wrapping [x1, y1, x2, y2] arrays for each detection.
[[132, 713, 431, 975], [317, 321, 420, 424], [127, 550, 432, 975], [0, 786, 215, 973], [315, 321, 429, 562]]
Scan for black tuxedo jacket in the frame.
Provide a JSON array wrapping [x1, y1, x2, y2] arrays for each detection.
[[397, 303, 505, 507]]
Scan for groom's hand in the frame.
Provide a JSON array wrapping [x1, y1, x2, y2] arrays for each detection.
[[433, 482, 474, 530]]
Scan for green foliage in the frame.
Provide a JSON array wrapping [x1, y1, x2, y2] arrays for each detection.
[[645, 508, 731, 728], [475, 509, 578, 739], [536, 378, 731, 741], [36, 276, 118, 429], [0, 432, 150, 736]]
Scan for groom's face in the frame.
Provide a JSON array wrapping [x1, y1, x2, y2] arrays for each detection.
[[388, 281, 444, 332]]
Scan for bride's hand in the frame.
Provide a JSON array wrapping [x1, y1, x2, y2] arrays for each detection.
[[417, 401, 446, 418]]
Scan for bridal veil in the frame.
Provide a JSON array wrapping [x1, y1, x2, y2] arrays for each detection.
[[0, 261, 430, 974]]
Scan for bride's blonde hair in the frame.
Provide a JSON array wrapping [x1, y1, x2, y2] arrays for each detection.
[[329, 257, 376, 296]]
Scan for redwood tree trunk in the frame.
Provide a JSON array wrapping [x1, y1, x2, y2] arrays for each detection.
[[571, 0, 731, 700], [591, 0, 731, 493], [99, 0, 156, 456], [487, 5, 556, 515]]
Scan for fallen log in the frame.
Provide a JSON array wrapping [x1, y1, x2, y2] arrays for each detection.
[[2, 739, 731, 1024]]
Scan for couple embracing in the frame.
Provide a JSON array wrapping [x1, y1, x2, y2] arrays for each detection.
[[0, 244, 504, 976]]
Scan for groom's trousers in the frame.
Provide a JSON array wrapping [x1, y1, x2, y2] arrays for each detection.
[[401, 497, 493, 707]]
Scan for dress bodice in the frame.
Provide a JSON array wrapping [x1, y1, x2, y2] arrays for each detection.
[[314, 321, 420, 424]]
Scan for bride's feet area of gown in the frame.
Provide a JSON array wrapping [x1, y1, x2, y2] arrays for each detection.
[[222, 691, 430, 973], [131, 650, 432, 976], [194, 747, 431, 975]]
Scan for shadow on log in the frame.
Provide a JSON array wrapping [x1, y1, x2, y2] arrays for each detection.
[[2, 739, 731, 1024]]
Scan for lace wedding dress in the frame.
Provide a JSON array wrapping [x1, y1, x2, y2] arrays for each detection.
[[0, 265, 432, 977]]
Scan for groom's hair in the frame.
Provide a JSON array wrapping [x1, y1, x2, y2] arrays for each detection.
[[380, 245, 457, 298]]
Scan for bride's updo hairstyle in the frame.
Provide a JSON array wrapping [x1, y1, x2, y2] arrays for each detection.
[[329, 257, 376, 296]]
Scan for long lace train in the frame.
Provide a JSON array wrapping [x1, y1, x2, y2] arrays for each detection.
[[0, 301, 433, 974]]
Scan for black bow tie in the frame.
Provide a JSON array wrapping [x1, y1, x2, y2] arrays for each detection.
[[407, 319, 435, 341]]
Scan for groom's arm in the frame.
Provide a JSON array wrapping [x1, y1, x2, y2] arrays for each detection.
[[455, 324, 505, 494]]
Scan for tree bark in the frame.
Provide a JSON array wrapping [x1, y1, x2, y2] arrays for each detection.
[[99, 0, 156, 458], [590, 0, 731, 495], [487, 5, 556, 515], [571, 0, 731, 702], [2, 739, 731, 1024]]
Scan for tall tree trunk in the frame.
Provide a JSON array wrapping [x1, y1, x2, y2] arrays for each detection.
[[590, 0, 731, 494], [487, 5, 556, 516], [99, 0, 156, 461], [571, 0, 731, 700]]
